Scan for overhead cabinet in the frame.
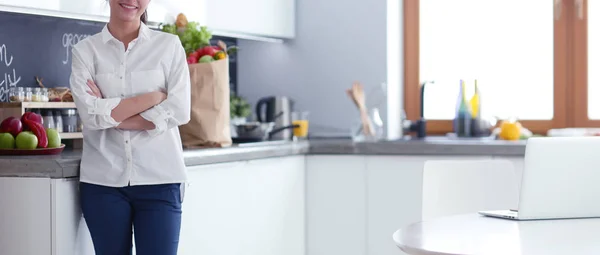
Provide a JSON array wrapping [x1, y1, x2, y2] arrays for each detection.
[[0, 0, 295, 39], [205, 0, 295, 38]]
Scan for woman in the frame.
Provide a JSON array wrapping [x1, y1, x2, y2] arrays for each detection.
[[69, 0, 191, 254]]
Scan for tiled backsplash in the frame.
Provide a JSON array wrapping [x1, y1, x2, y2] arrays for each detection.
[[0, 11, 237, 102]]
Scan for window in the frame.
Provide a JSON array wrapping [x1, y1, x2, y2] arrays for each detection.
[[404, 0, 575, 134], [577, 0, 600, 126]]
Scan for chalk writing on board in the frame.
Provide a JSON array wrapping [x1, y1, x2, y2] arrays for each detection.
[[62, 33, 91, 65], [0, 44, 21, 102]]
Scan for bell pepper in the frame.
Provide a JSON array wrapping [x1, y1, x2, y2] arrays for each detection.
[[214, 51, 226, 60], [24, 119, 47, 148]]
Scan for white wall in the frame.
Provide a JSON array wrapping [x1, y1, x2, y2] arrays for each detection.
[[237, 0, 403, 138]]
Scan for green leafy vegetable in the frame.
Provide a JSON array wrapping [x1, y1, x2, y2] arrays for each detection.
[[161, 22, 212, 55], [230, 93, 251, 119]]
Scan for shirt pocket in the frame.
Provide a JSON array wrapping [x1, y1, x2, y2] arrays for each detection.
[[130, 69, 166, 95], [94, 73, 121, 98]]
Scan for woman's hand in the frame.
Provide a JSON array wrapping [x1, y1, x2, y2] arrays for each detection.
[[86, 79, 103, 98]]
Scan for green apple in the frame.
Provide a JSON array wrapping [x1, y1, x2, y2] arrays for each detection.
[[46, 128, 61, 148], [0, 133, 15, 149], [199, 55, 214, 63], [16, 132, 38, 149]]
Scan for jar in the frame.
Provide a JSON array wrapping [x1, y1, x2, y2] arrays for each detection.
[[41, 88, 49, 102], [24, 88, 33, 102], [62, 109, 78, 133], [54, 110, 63, 133], [32, 108, 42, 116], [77, 115, 83, 132], [9, 87, 19, 102], [32, 88, 42, 102], [16, 87, 25, 102], [42, 110, 55, 129]]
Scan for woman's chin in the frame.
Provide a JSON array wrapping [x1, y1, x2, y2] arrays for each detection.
[[115, 14, 140, 23]]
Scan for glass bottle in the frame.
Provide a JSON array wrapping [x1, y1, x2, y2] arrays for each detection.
[[24, 88, 33, 102], [42, 110, 55, 129], [62, 109, 78, 133], [17, 87, 25, 102], [54, 110, 63, 133], [453, 80, 471, 137], [469, 80, 482, 136], [41, 88, 50, 102], [8, 87, 18, 102], [32, 88, 42, 102]]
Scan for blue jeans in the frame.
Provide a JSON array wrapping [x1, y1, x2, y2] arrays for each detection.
[[80, 182, 182, 255]]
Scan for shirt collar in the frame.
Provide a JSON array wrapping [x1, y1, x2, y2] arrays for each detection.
[[101, 22, 151, 44]]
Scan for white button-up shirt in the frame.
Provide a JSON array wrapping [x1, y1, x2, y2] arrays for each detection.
[[70, 23, 191, 187]]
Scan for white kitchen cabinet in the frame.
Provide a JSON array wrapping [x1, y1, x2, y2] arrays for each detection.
[[365, 155, 492, 255], [179, 156, 305, 255], [1, 0, 203, 26], [58, 0, 109, 18], [205, 0, 295, 38], [0, 177, 52, 255], [306, 155, 368, 255], [306, 155, 493, 255], [365, 156, 423, 255], [493, 156, 525, 190], [0, 177, 93, 255], [178, 160, 246, 255], [51, 178, 95, 255], [0, 0, 59, 11]]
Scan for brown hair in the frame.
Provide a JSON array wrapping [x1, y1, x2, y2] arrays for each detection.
[[140, 10, 147, 24]]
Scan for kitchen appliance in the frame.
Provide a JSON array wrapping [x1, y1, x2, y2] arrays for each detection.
[[232, 122, 297, 143], [255, 96, 295, 140]]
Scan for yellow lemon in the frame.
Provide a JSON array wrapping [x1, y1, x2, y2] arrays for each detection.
[[499, 121, 521, 141]]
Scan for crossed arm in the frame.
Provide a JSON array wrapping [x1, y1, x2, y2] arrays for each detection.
[[70, 37, 191, 135], [85, 79, 164, 131]]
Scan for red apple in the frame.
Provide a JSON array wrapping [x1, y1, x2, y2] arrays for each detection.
[[0, 116, 23, 137], [198, 46, 218, 57]]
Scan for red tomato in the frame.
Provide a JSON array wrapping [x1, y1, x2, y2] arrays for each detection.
[[198, 46, 218, 57], [189, 51, 201, 59], [187, 56, 198, 64]]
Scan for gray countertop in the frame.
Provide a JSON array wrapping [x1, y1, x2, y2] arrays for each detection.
[[0, 137, 526, 178]]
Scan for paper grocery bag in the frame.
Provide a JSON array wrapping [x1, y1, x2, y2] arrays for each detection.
[[179, 58, 232, 148]]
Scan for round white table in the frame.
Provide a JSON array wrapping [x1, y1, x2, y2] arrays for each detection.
[[393, 213, 600, 255]]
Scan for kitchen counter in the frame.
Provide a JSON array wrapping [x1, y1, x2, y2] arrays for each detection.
[[0, 137, 527, 178], [310, 137, 526, 156]]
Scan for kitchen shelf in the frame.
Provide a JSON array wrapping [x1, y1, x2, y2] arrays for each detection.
[[59, 132, 83, 140], [1, 102, 84, 143], [0, 102, 76, 109]]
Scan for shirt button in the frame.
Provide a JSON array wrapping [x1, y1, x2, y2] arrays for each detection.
[[119, 76, 123, 79], [125, 140, 129, 144]]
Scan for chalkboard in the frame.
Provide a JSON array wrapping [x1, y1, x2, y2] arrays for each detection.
[[0, 10, 238, 102]]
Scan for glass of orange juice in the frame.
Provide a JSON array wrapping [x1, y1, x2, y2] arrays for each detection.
[[292, 111, 309, 139]]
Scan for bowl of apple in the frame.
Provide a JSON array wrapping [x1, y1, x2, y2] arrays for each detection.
[[0, 112, 64, 155]]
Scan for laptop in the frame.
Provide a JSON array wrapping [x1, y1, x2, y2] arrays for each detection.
[[479, 136, 600, 220]]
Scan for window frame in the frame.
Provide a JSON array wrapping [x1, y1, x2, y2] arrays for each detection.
[[403, 0, 569, 135], [573, 0, 600, 127]]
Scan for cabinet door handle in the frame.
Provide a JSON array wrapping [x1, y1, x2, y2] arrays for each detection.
[[576, 0, 584, 20], [555, 0, 562, 20]]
